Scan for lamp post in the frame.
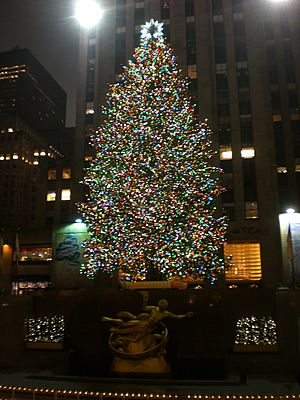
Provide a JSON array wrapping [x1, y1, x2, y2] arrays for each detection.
[[73, 0, 104, 219]]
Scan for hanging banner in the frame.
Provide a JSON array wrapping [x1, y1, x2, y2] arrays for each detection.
[[52, 223, 89, 288]]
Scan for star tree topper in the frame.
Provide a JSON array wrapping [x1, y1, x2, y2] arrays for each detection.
[[141, 19, 164, 40]]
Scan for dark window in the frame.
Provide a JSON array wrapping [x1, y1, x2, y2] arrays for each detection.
[[266, 45, 277, 64], [239, 101, 251, 115], [274, 122, 285, 164], [264, 18, 273, 39], [286, 63, 296, 83], [220, 160, 233, 173], [134, 33, 140, 47], [161, 0, 170, 20], [271, 92, 281, 112], [292, 121, 300, 158], [215, 39, 227, 63], [186, 22, 196, 65], [268, 64, 278, 84], [237, 68, 249, 87], [185, 0, 194, 16], [222, 188, 234, 203], [283, 45, 295, 83], [116, 0, 126, 26], [233, 20, 245, 37], [85, 114, 94, 125], [280, 11, 291, 38], [115, 33, 126, 74], [163, 24, 170, 42], [216, 73, 228, 90], [212, 0, 223, 15], [87, 62, 95, 82], [189, 79, 198, 91], [213, 22, 225, 39], [86, 90, 94, 102], [240, 121, 253, 146], [87, 44, 96, 59], [134, 5, 145, 25], [235, 38, 247, 61], [217, 90, 230, 116], [218, 103, 230, 116], [231, 0, 243, 13], [278, 174, 289, 210], [243, 159, 257, 202], [218, 125, 231, 145], [223, 204, 235, 220]]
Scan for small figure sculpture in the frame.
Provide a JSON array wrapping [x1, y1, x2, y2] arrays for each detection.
[[101, 292, 193, 374]]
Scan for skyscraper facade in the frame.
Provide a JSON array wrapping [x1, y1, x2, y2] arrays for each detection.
[[0, 48, 75, 292], [74, 0, 300, 286]]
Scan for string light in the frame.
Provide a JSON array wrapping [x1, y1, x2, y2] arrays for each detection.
[[24, 316, 65, 343], [235, 316, 278, 345], [78, 21, 230, 282]]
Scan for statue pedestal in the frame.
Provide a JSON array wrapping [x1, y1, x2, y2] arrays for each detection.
[[111, 355, 170, 375]]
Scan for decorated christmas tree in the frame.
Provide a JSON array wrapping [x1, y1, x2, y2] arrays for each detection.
[[79, 20, 229, 283]]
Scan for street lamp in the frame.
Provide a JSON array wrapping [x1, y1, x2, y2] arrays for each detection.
[[75, 0, 104, 29]]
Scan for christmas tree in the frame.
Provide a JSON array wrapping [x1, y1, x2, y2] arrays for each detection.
[[79, 19, 229, 283]]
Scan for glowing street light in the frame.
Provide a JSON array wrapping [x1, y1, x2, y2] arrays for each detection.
[[286, 208, 295, 214], [75, 0, 104, 29]]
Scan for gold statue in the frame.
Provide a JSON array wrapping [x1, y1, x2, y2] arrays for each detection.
[[101, 292, 193, 374]]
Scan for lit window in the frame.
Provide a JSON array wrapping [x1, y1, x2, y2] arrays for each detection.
[[5, 154, 11, 160], [85, 107, 95, 115], [233, 13, 243, 21], [186, 16, 195, 23], [8, 127, 13, 133], [116, 26, 126, 33], [85, 156, 93, 161], [48, 169, 56, 180], [0, 155, 4, 161], [62, 168, 71, 179], [213, 15, 224, 22], [40, 151, 46, 156], [245, 202, 258, 219], [241, 147, 255, 159], [220, 145, 232, 160], [295, 163, 300, 172], [33, 160, 39, 165], [188, 64, 197, 79], [216, 63, 227, 73], [61, 189, 71, 201], [236, 61, 247, 69], [277, 166, 287, 173], [225, 242, 262, 281], [18, 247, 52, 262], [47, 191, 56, 202], [34, 151, 39, 156], [12, 154, 18, 160]]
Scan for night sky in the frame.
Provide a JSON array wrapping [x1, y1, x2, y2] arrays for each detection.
[[0, 0, 79, 127]]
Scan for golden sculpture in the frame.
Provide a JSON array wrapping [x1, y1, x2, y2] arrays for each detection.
[[102, 292, 193, 374]]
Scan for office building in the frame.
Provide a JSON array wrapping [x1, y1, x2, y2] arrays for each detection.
[[0, 48, 76, 292], [74, 0, 300, 286]]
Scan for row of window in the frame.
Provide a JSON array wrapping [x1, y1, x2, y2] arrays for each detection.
[[47, 189, 71, 202], [220, 146, 255, 160], [12, 241, 262, 282], [48, 168, 71, 180]]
